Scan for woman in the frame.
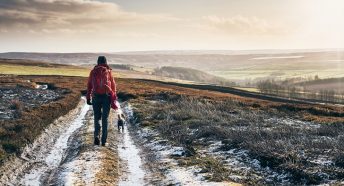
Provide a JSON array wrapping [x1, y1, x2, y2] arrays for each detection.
[[86, 56, 117, 146]]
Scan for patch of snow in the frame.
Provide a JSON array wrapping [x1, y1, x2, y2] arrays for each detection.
[[207, 141, 290, 184], [136, 127, 230, 185], [265, 117, 320, 129], [171, 147, 186, 157], [118, 105, 145, 186], [122, 102, 134, 118], [122, 104, 230, 185], [208, 141, 223, 152], [167, 166, 227, 186], [250, 159, 261, 169], [20, 169, 42, 186], [45, 101, 89, 166], [59, 115, 101, 185], [147, 100, 166, 104], [20, 98, 90, 185], [61, 151, 101, 185], [35, 84, 48, 90], [228, 175, 244, 182], [309, 157, 334, 166]]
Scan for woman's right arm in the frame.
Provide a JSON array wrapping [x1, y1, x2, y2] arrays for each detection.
[[86, 70, 93, 101]]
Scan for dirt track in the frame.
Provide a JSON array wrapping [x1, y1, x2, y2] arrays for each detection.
[[0, 98, 241, 186], [0, 98, 119, 185]]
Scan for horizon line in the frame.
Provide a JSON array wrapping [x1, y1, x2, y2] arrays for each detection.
[[1, 48, 344, 54]]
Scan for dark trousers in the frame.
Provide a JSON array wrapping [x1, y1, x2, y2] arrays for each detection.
[[92, 94, 111, 144]]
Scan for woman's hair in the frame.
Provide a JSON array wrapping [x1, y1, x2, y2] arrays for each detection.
[[97, 56, 107, 65]]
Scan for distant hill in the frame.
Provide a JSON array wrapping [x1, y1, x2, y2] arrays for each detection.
[[1, 50, 343, 83], [295, 77, 344, 92], [1, 50, 344, 71], [153, 66, 235, 86]]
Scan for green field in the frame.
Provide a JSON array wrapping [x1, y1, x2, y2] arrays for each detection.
[[0, 63, 191, 83], [0, 64, 90, 77]]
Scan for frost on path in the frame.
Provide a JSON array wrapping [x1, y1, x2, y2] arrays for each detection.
[[59, 113, 101, 186], [0, 98, 90, 186], [60, 149, 101, 185], [118, 103, 145, 186], [20, 98, 90, 185], [140, 128, 236, 186]]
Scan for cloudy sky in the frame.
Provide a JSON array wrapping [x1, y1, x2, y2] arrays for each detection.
[[0, 0, 344, 52]]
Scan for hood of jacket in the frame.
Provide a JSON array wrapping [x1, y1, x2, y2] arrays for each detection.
[[94, 64, 111, 70]]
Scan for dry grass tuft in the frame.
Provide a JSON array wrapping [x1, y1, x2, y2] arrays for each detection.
[[0, 75, 86, 165], [127, 89, 344, 184]]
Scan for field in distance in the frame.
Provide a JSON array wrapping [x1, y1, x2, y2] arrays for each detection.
[[0, 58, 193, 83], [1, 58, 237, 88], [1, 50, 343, 84]]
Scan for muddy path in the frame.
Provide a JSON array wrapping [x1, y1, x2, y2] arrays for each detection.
[[0, 98, 120, 185], [0, 98, 89, 185], [117, 119, 145, 185], [0, 98, 161, 186], [0, 98, 241, 186]]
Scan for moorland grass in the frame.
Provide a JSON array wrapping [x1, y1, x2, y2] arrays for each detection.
[[0, 75, 86, 165], [0, 66, 343, 185], [129, 95, 344, 185]]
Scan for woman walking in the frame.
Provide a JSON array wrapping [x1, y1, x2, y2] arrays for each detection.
[[86, 56, 117, 146]]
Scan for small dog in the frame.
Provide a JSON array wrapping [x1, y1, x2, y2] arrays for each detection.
[[117, 113, 125, 131]]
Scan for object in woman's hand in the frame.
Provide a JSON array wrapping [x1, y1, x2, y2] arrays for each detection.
[[87, 99, 92, 105]]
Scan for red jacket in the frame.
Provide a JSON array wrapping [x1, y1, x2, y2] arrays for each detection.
[[86, 64, 117, 100]]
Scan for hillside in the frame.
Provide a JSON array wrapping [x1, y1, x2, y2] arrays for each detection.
[[1, 50, 343, 71], [1, 50, 343, 83], [153, 66, 235, 86], [295, 77, 344, 92]]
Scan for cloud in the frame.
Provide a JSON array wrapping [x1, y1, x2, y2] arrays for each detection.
[[203, 15, 290, 36], [0, 0, 175, 34]]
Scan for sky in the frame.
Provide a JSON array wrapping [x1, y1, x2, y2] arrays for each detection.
[[0, 0, 344, 52]]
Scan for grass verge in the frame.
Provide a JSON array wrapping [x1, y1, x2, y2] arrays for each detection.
[[0, 75, 86, 166], [118, 79, 344, 185]]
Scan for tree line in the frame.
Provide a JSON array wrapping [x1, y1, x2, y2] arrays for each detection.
[[257, 79, 343, 103]]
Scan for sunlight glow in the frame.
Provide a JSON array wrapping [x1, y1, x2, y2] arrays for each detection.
[[303, 0, 344, 47]]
